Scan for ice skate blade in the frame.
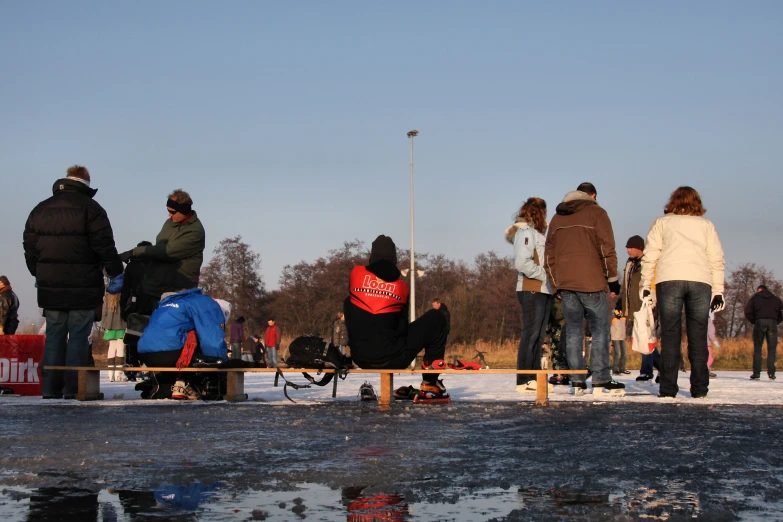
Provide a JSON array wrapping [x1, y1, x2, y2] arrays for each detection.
[[599, 389, 626, 397], [413, 396, 451, 404]]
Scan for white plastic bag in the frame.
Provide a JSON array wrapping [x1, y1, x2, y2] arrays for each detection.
[[632, 298, 657, 354]]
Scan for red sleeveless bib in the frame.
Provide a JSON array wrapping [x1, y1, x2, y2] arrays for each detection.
[[348, 266, 409, 314]]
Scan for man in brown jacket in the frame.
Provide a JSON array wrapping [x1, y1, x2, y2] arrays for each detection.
[[545, 182, 624, 396]]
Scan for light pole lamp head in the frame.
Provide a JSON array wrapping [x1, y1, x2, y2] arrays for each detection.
[[407, 130, 419, 138]]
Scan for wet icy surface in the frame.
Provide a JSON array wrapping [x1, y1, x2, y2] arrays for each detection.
[[1, 371, 782, 520]]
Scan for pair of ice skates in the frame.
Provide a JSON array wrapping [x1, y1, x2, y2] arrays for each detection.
[[571, 380, 626, 397]]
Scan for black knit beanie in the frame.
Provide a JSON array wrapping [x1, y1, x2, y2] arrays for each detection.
[[369, 235, 398, 265], [625, 235, 645, 250]]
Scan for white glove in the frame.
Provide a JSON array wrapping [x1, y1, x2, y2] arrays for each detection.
[[639, 287, 651, 301]]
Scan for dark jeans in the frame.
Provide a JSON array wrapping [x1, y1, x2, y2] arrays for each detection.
[[561, 291, 611, 384], [640, 348, 660, 376], [656, 280, 711, 397], [753, 318, 778, 377], [42, 309, 95, 397], [516, 291, 553, 385], [353, 309, 448, 384], [612, 340, 627, 373]]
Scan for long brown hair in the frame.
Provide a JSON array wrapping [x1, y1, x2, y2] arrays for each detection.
[[664, 186, 706, 216], [516, 197, 548, 234]]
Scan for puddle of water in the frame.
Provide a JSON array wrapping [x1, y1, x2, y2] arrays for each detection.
[[2, 480, 783, 521]]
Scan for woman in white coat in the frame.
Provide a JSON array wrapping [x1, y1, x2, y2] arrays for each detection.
[[640, 187, 725, 399], [506, 197, 553, 393]]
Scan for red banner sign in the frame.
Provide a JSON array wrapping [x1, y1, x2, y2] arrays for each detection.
[[0, 335, 44, 396]]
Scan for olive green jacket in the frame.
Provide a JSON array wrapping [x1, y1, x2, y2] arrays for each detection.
[[133, 211, 205, 299]]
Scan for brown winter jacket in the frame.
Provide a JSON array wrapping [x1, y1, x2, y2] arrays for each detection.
[[544, 191, 618, 293]]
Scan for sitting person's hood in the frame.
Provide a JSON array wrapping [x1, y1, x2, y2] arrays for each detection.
[[367, 234, 401, 282]]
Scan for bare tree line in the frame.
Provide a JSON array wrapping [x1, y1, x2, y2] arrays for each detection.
[[200, 236, 780, 342]]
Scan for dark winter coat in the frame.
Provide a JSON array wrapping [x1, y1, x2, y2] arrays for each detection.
[[0, 287, 20, 332], [618, 257, 643, 317], [343, 259, 410, 364], [744, 289, 783, 324], [119, 257, 157, 320], [131, 211, 205, 300], [545, 191, 618, 293], [23, 179, 123, 310], [332, 319, 349, 346]]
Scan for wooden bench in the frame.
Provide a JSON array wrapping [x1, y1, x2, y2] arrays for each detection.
[[45, 366, 589, 407]]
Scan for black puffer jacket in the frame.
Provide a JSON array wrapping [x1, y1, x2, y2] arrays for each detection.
[[745, 289, 783, 324], [23, 178, 123, 310]]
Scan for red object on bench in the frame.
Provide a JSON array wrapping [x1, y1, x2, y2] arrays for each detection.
[[0, 335, 44, 396]]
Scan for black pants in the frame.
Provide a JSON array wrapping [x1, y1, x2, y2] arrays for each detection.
[[753, 318, 778, 377], [138, 349, 183, 386], [354, 309, 448, 384], [516, 291, 553, 385], [5, 319, 19, 335]]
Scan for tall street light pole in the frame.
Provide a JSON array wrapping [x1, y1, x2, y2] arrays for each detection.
[[407, 129, 419, 323]]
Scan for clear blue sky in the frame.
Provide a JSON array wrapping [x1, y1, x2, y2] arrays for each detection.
[[2, 2, 782, 322]]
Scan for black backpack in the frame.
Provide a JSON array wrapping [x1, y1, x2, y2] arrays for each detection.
[[279, 335, 350, 401]]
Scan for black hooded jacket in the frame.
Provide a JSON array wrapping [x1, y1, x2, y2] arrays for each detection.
[[23, 178, 123, 310], [343, 259, 410, 364], [744, 289, 783, 324]]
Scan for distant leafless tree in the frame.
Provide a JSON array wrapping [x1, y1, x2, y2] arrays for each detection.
[[200, 236, 267, 334]]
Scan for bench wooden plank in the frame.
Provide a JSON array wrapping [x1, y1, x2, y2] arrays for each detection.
[[45, 366, 588, 406]]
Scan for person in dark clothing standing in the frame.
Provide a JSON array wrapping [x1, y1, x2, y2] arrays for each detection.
[[23, 165, 124, 399], [230, 317, 246, 361], [0, 276, 20, 335], [745, 285, 783, 380], [431, 298, 451, 326], [344, 235, 450, 401], [119, 241, 155, 318], [617, 235, 661, 382], [118, 241, 153, 379], [119, 189, 205, 302], [332, 311, 349, 356]]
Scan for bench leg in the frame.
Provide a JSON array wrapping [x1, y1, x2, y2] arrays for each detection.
[[379, 373, 393, 411], [224, 372, 248, 402], [535, 373, 549, 407], [274, 372, 279, 387], [75, 369, 103, 401], [332, 373, 338, 398]]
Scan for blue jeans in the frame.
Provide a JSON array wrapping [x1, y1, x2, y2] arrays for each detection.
[[561, 291, 611, 384], [753, 318, 778, 377], [656, 280, 711, 397], [267, 347, 278, 368], [42, 309, 95, 397], [612, 340, 627, 373], [516, 292, 554, 385]]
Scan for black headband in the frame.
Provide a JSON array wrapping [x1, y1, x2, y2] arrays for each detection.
[[166, 198, 192, 215]]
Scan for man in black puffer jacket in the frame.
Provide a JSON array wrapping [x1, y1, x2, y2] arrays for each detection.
[[23, 165, 124, 399]]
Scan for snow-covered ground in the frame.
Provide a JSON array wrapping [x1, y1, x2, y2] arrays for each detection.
[[3, 370, 779, 406]]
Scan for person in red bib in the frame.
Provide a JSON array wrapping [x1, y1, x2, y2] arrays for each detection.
[[344, 235, 450, 400]]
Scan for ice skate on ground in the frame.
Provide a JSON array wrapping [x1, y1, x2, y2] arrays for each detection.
[[414, 380, 450, 404], [359, 382, 377, 401], [592, 380, 626, 397]]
